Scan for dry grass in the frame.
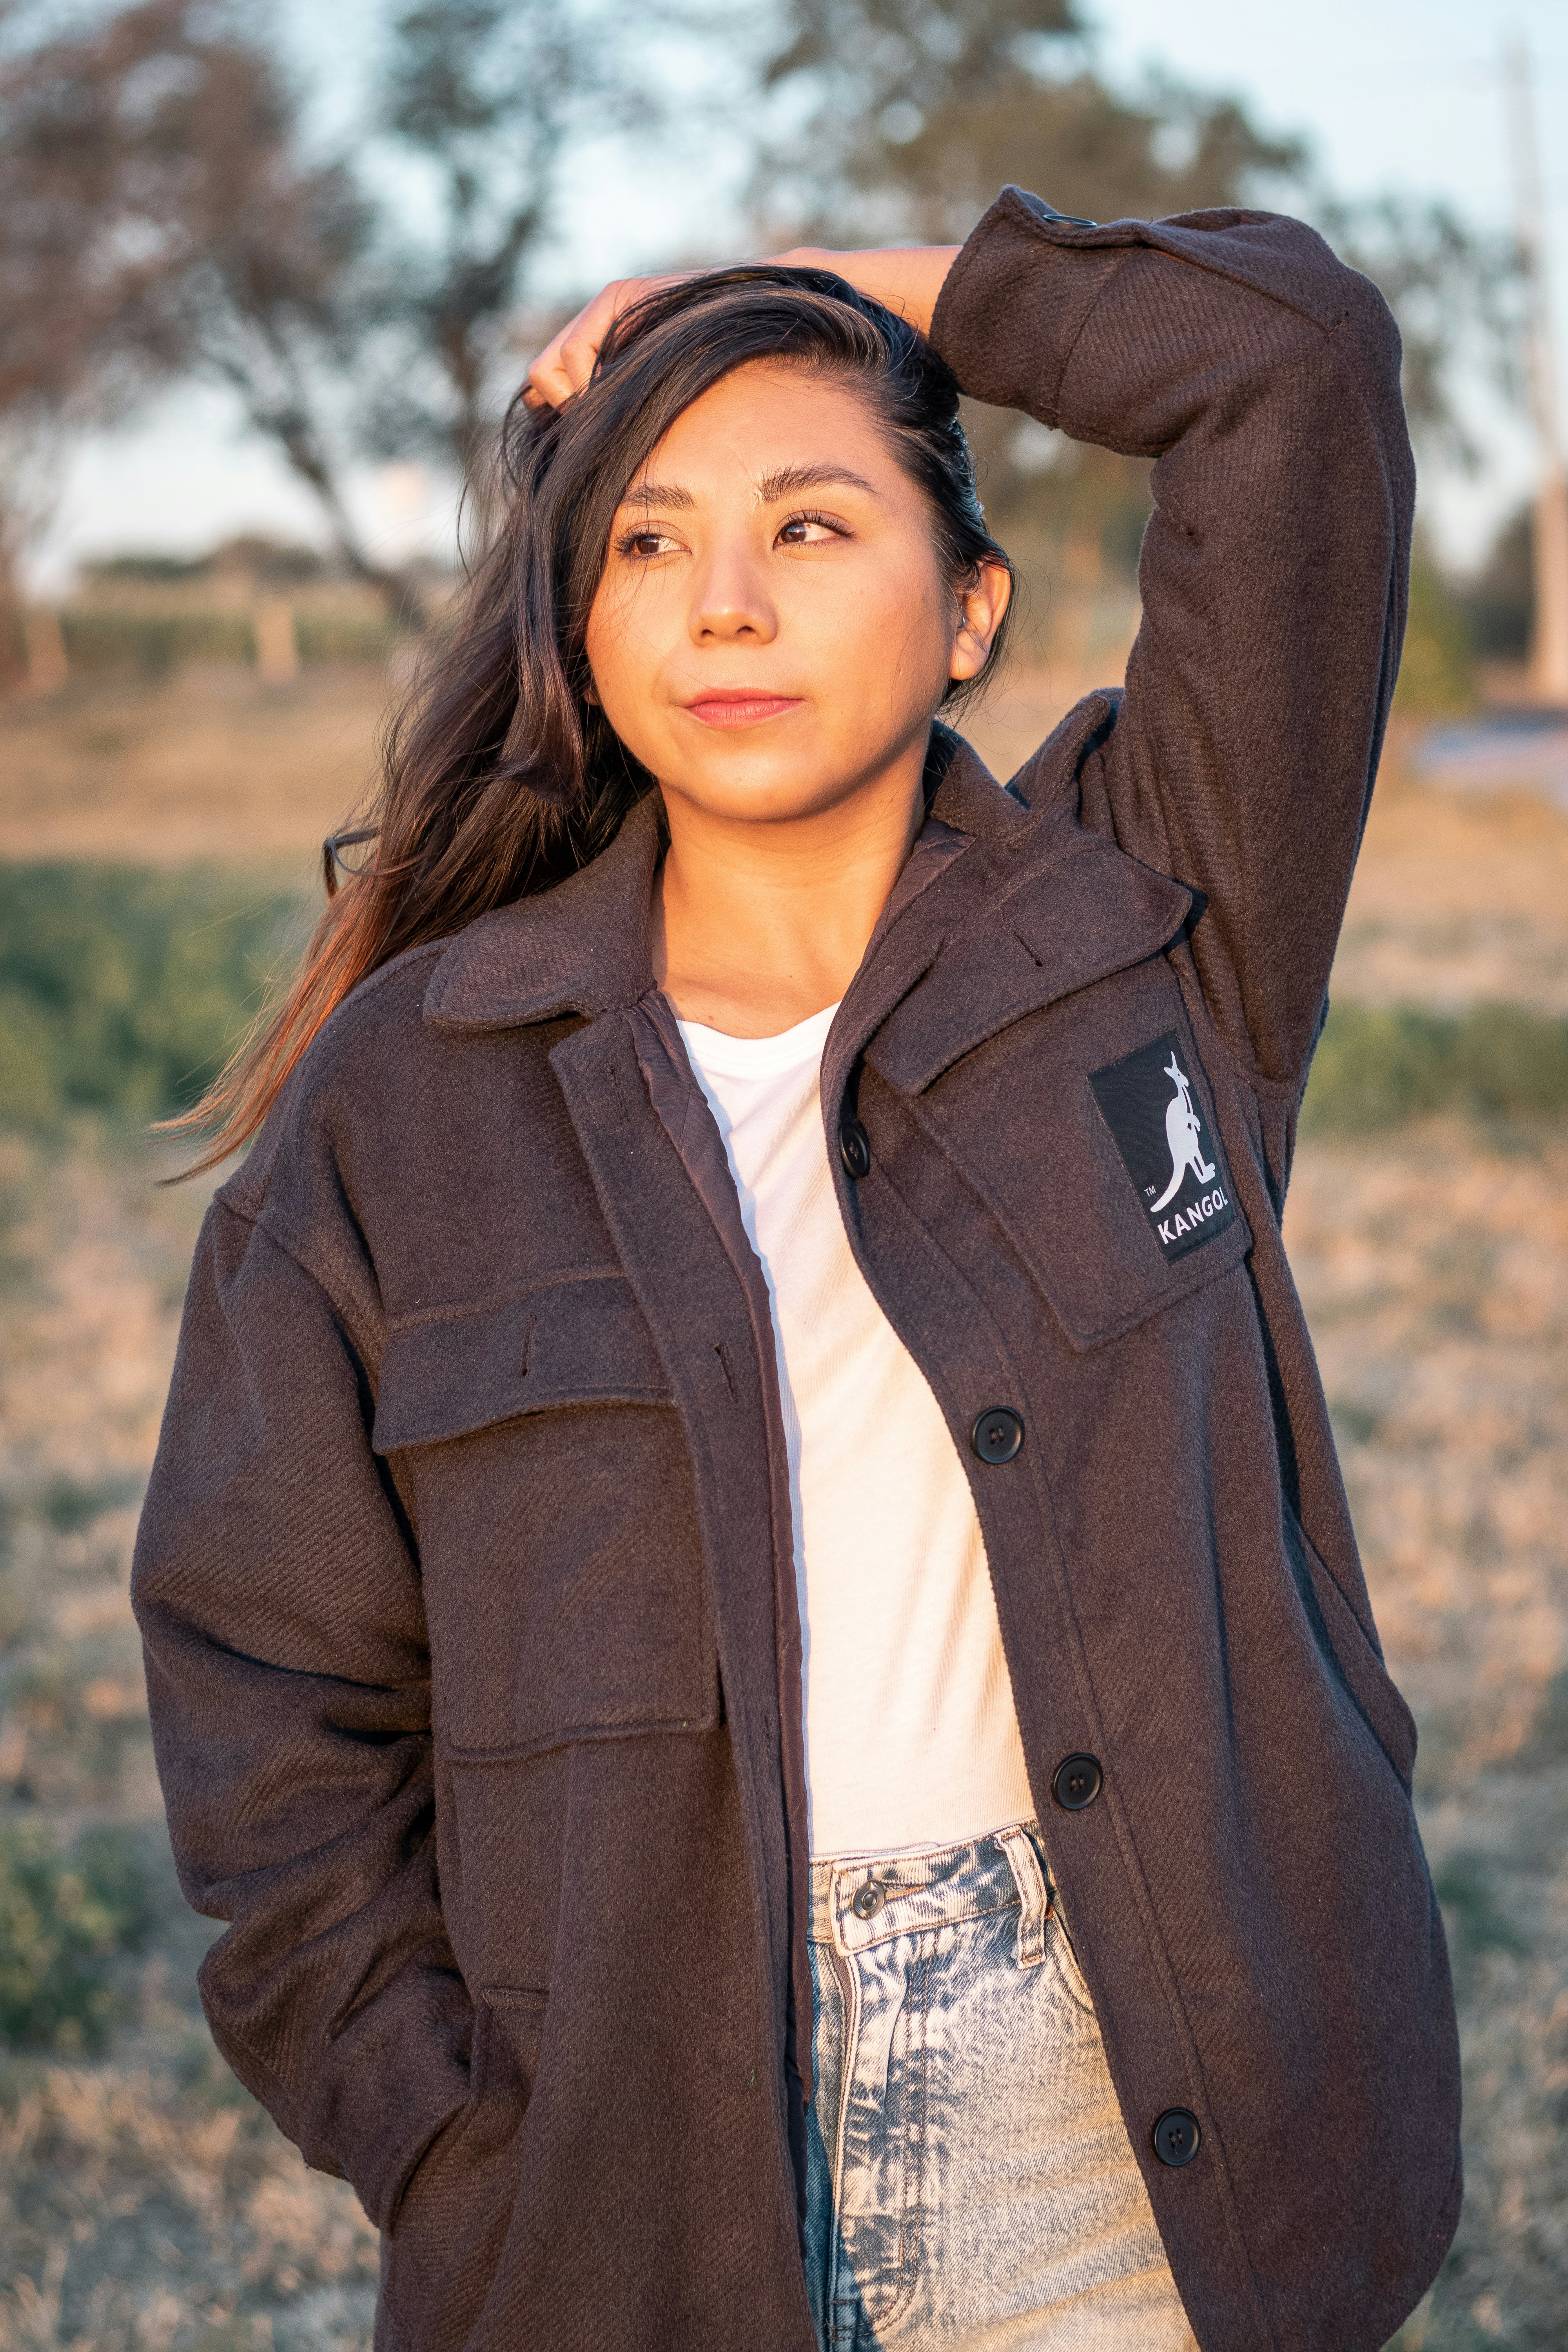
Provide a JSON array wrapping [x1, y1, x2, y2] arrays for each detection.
[[0, 1132, 378, 2350], [1329, 765, 1568, 1018], [2, 665, 1567, 2344], [0, 2057, 377, 2352], [1285, 1128, 1568, 2348]]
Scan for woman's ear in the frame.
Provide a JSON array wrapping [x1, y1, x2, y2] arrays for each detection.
[[949, 560, 1012, 684], [583, 675, 601, 707]]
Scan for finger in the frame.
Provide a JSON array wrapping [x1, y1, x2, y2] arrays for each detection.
[[523, 282, 629, 410], [522, 273, 699, 409]]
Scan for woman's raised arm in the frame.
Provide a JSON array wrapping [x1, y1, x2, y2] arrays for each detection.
[[926, 189, 1414, 1105], [523, 244, 960, 409], [529, 198, 1412, 1118]]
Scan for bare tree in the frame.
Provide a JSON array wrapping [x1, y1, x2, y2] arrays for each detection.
[[0, 1, 412, 622], [1323, 194, 1521, 465], [359, 0, 649, 504], [0, 0, 187, 671]]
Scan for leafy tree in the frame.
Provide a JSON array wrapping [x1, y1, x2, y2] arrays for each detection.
[[756, 1, 1303, 243], [755, 1, 1307, 593], [1393, 544, 1477, 718]]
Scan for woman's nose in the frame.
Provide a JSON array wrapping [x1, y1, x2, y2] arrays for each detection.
[[688, 547, 777, 645]]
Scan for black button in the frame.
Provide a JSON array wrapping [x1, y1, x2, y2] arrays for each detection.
[[838, 1120, 871, 1180], [1152, 2109, 1201, 2167], [1051, 1753, 1102, 1811], [851, 1881, 885, 1920], [971, 1408, 1024, 1464]]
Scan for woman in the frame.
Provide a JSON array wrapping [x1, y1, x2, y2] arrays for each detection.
[[134, 188, 1461, 2352]]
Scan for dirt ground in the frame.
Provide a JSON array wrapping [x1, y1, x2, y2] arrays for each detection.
[[1, 662, 1566, 2347]]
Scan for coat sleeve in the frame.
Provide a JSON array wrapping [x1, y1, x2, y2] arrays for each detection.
[[131, 1191, 472, 2229], [930, 186, 1416, 1093]]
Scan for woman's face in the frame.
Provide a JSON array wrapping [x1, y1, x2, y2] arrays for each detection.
[[582, 361, 1008, 828]]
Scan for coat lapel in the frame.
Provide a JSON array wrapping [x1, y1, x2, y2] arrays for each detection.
[[423, 793, 662, 1031], [421, 719, 1193, 1134]]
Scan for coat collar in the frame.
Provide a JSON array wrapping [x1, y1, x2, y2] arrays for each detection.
[[423, 724, 1027, 1034]]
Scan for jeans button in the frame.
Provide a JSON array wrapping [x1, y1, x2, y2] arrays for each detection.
[[851, 1880, 886, 1920]]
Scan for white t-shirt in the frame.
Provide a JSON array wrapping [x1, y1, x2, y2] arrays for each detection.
[[678, 1002, 1036, 1860]]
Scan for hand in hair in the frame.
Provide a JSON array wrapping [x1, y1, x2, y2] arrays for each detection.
[[523, 247, 962, 411]]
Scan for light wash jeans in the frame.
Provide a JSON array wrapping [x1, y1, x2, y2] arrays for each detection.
[[804, 1822, 1199, 2352]]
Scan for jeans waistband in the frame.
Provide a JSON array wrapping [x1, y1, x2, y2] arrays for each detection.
[[809, 1821, 1054, 1965]]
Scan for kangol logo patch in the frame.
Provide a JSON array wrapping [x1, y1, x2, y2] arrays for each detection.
[[1089, 1033, 1235, 1264]]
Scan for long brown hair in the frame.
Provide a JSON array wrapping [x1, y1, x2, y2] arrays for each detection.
[[166, 265, 1016, 1174]]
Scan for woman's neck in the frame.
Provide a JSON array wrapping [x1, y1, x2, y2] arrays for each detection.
[[652, 749, 927, 1038]]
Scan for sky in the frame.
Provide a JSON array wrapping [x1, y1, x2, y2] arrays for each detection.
[[25, 0, 1568, 590]]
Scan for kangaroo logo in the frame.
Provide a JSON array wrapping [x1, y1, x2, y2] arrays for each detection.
[[1149, 1053, 1216, 1212], [1089, 1031, 1235, 1265]]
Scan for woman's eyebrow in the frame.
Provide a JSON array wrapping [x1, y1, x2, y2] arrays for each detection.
[[617, 481, 695, 513], [755, 462, 879, 502], [613, 462, 879, 516]]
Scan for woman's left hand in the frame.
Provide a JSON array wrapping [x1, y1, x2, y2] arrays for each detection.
[[523, 272, 698, 410], [522, 247, 961, 411]]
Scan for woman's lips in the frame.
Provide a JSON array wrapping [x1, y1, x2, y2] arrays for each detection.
[[684, 691, 803, 729]]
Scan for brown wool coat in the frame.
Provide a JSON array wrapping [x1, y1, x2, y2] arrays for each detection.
[[133, 189, 1461, 2352]]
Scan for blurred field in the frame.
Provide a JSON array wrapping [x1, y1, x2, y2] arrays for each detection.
[[0, 666, 389, 876], [1, 659, 1566, 2347]]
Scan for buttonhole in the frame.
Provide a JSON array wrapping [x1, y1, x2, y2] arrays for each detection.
[[519, 1313, 535, 1379], [1011, 927, 1044, 969], [713, 1340, 736, 1399]]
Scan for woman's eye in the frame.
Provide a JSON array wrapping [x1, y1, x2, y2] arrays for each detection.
[[777, 512, 844, 547], [617, 528, 680, 558]]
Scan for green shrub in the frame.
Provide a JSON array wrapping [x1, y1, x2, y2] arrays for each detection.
[[295, 611, 397, 664], [1392, 550, 1477, 718], [51, 603, 396, 677], [58, 610, 255, 678], [0, 866, 303, 1127], [1302, 1001, 1568, 1134], [0, 1822, 163, 2052]]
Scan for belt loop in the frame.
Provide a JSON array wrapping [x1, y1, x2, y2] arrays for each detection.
[[997, 1826, 1052, 1968]]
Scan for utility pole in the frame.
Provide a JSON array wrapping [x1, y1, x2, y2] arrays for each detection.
[[1507, 38, 1568, 704]]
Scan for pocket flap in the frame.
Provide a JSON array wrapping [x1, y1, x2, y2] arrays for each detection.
[[373, 1273, 670, 1454], [867, 845, 1192, 1100], [869, 958, 1252, 1351]]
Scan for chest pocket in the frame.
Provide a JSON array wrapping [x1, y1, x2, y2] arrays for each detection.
[[374, 1273, 718, 1762], [865, 944, 1253, 1352]]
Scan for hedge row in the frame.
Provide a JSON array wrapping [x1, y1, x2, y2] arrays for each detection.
[[54, 608, 396, 678]]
